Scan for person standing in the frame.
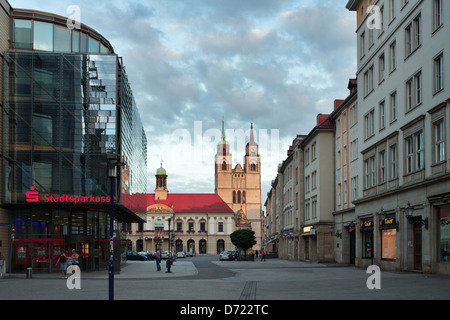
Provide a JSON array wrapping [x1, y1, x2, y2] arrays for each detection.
[[155, 249, 161, 271], [261, 248, 266, 261], [55, 251, 68, 278]]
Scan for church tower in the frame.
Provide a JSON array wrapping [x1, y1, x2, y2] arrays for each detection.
[[215, 121, 261, 247], [155, 162, 168, 201]]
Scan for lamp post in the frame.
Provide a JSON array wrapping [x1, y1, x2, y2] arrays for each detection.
[[404, 202, 428, 229], [107, 153, 117, 301], [155, 217, 164, 272], [167, 217, 172, 273]]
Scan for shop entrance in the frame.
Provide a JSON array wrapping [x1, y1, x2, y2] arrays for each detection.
[[67, 235, 95, 271]]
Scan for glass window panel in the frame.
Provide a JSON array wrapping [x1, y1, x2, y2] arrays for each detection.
[[88, 37, 100, 53], [100, 43, 109, 54], [80, 33, 87, 52], [34, 21, 54, 51], [72, 30, 80, 52], [14, 19, 33, 49], [54, 25, 71, 52]]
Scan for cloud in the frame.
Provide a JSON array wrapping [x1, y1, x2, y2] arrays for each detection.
[[8, 0, 357, 197]]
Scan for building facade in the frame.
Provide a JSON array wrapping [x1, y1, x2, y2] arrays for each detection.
[[123, 165, 236, 255], [347, 0, 450, 274], [331, 80, 359, 265], [0, 0, 11, 270], [0, 5, 147, 273]]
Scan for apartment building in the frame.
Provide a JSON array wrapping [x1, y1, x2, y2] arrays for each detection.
[[331, 79, 359, 264], [346, 0, 450, 274]]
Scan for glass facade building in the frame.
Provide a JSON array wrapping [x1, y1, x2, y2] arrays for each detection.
[[1, 8, 147, 273]]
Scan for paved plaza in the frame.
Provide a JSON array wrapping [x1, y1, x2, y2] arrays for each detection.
[[0, 255, 449, 301]]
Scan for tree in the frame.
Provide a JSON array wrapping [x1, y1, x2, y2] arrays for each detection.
[[230, 229, 256, 259]]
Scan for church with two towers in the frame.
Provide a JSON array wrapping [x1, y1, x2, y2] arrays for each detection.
[[124, 121, 262, 255]]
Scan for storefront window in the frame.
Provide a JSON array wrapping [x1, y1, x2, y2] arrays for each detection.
[[360, 218, 373, 259], [438, 206, 450, 262], [381, 229, 397, 259], [380, 215, 397, 260], [34, 21, 54, 51]]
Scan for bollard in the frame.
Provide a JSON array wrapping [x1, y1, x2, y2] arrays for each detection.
[[26, 267, 33, 279]]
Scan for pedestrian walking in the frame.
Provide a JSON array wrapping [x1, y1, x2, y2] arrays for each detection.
[[55, 251, 68, 278], [155, 249, 161, 271], [261, 248, 266, 261]]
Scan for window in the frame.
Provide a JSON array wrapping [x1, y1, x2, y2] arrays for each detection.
[[72, 30, 80, 52], [379, 150, 386, 183], [34, 21, 54, 51], [350, 139, 358, 161], [364, 109, 375, 139], [389, 0, 396, 22], [311, 171, 317, 190], [54, 25, 71, 52], [312, 198, 317, 219], [218, 221, 224, 233], [379, 53, 385, 83], [433, 0, 443, 32], [364, 66, 374, 96], [390, 145, 398, 180], [434, 53, 444, 93], [390, 91, 397, 123], [434, 120, 445, 163], [379, 100, 386, 130], [405, 14, 421, 57], [337, 184, 341, 207], [14, 19, 32, 49], [405, 71, 423, 112], [351, 176, 358, 201], [88, 36, 100, 53], [405, 131, 424, 174], [389, 41, 397, 72], [360, 32, 366, 59], [364, 156, 376, 189], [405, 136, 414, 173]]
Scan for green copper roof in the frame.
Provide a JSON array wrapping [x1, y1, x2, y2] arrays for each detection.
[[154, 217, 164, 229], [156, 162, 166, 175], [218, 120, 229, 145]]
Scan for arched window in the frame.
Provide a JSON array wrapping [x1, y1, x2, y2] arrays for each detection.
[[233, 191, 236, 203], [242, 191, 246, 204], [251, 163, 256, 171], [237, 191, 241, 203], [222, 161, 227, 171]]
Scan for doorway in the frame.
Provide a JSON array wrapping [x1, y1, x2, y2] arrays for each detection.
[[67, 235, 95, 271], [413, 222, 422, 271]]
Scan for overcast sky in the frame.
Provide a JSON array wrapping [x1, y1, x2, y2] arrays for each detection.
[[9, 0, 357, 200]]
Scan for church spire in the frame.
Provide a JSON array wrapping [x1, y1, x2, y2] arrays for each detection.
[[249, 122, 255, 145]]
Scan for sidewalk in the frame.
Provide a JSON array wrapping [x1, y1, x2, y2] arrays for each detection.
[[11, 260, 198, 280]]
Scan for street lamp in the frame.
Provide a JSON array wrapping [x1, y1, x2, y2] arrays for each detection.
[[404, 202, 428, 229], [167, 217, 172, 273], [107, 153, 117, 301], [107, 153, 125, 301]]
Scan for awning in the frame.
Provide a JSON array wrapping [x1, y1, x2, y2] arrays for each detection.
[[4, 202, 145, 223]]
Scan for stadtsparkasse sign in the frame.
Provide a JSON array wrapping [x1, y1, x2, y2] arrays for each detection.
[[26, 186, 116, 204]]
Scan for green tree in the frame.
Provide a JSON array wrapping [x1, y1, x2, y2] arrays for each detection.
[[230, 229, 256, 259]]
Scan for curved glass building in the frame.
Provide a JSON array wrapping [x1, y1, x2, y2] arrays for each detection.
[[1, 4, 147, 273]]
